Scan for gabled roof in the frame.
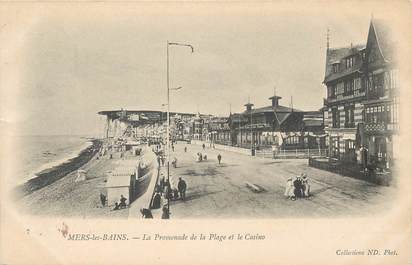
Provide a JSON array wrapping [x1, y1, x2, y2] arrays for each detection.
[[324, 44, 365, 83], [245, 104, 303, 114]]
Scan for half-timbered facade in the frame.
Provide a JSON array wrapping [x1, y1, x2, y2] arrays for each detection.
[[323, 44, 367, 163], [362, 19, 398, 171]]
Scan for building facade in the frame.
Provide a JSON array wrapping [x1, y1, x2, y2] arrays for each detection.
[[324, 44, 367, 163], [229, 94, 325, 150], [362, 19, 398, 171], [323, 18, 398, 173]]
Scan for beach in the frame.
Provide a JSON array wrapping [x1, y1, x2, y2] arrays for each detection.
[[16, 140, 131, 218]]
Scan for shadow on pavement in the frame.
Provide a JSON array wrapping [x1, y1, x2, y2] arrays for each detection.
[[170, 190, 223, 203]]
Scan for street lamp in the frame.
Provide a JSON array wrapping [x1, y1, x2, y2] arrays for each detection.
[[166, 41, 194, 213]]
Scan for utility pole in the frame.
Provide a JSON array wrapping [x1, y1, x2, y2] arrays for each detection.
[[166, 41, 194, 214]]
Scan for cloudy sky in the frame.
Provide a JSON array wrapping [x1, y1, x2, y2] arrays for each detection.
[[2, 3, 379, 136]]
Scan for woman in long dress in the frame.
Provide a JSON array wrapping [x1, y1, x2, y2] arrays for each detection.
[[302, 174, 310, 197], [284, 177, 295, 200]]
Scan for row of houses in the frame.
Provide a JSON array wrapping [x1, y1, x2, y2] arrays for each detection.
[[322, 18, 398, 173], [194, 95, 326, 151]]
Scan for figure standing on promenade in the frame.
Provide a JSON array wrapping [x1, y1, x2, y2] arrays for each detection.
[[178, 177, 187, 201], [184, 146, 187, 152], [202, 143, 205, 150], [152, 192, 161, 209], [217, 153, 222, 164], [293, 177, 303, 198], [161, 205, 170, 219], [284, 178, 295, 200], [172, 157, 178, 168], [100, 192, 106, 207], [302, 173, 310, 197]]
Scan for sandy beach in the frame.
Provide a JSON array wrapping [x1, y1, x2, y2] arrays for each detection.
[[16, 145, 135, 218]]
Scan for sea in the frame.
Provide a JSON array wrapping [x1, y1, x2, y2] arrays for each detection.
[[11, 135, 94, 186]]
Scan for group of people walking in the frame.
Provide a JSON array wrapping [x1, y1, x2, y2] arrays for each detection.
[[284, 173, 311, 200]]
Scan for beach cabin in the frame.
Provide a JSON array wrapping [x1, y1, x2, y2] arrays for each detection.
[[105, 174, 136, 206]]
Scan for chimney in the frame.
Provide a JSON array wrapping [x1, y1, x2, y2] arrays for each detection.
[[269, 95, 282, 108]]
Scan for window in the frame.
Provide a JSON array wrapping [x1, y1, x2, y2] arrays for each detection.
[[372, 73, 385, 97], [388, 69, 398, 90], [328, 84, 337, 98], [332, 63, 339, 73], [366, 104, 393, 125], [332, 108, 340, 128], [344, 79, 354, 96], [330, 137, 340, 159], [345, 57, 354, 69], [344, 105, 355, 128], [354, 77, 362, 95], [336, 82, 344, 97]]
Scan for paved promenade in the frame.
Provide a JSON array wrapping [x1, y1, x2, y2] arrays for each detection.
[[165, 142, 395, 218]]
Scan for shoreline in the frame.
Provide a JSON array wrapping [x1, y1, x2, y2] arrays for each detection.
[[15, 139, 102, 197]]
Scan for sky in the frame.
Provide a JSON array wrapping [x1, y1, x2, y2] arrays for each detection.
[[2, 3, 376, 136]]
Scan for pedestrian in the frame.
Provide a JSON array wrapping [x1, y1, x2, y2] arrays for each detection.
[[119, 195, 127, 208], [284, 178, 295, 200], [160, 175, 165, 191], [293, 177, 301, 198], [161, 205, 170, 219], [140, 208, 153, 218], [172, 144, 175, 152], [301, 173, 310, 197], [178, 177, 187, 201], [164, 180, 172, 199], [100, 192, 106, 207], [184, 146, 187, 152], [152, 192, 161, 209], [172, 157, 177, 168], [112, 202, 120, 211], [217, 153, 222, 164], [202, 143, 205, 150], [172, 188, 179, 200], [203, 154, 207, 161]]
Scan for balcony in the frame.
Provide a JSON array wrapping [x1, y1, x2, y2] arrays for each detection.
[[327, 91, 365, 104], [365, 122, 398, 133]]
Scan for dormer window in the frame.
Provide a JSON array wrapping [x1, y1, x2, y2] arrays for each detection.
[[332, 63, 339, 73], [345, 56, 354, 69]]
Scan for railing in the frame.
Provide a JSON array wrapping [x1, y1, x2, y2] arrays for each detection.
[[256, 148, 328, 159], [308, 157, 392, 186], [365, 122, 398, 132]]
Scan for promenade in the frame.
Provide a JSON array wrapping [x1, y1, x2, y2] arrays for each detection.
[[165, 142, 395, 218]]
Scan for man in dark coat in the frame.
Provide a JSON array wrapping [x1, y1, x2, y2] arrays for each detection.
[[217, 154, 222, 164], [100, 193, 106, 207], [177, 177, 187, 201], [119, 195, 127, 208], [293, 177, 303, 198]]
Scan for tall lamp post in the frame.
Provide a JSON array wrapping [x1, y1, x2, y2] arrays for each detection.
[[166, 41, 194, 213]]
